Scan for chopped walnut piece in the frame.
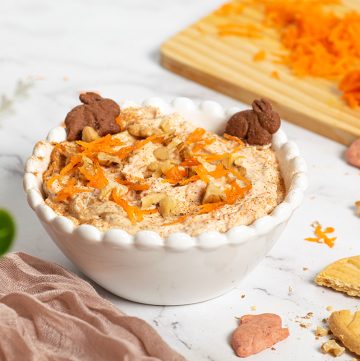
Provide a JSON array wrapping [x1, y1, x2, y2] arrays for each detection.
[[177, 142, 191, 160], [203, 182, 225, 204], [159, 160, 175, 174], [141, 193, 166, 209], [82, 126, 99, 142], [159, 196, 179, 218], [153, 147, 169, 161], [160, 118, 172, 133], [127, 124, 161, 138], [147, 162, 159, 172], [97, 152, 122, 166], [321, 340, 345, 357]]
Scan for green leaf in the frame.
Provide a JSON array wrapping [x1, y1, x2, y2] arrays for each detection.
[[0, 209, 15, 255]]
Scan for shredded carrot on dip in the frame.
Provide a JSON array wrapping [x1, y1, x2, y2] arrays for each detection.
[[186, 128, 206, 144], [116, 179, 150, 191], [47, 122, 253, 226], [213, 0, 360, 107], [305, 222, 337, 248], [54, 178, 90, 202], [111, 189, 157, 225]]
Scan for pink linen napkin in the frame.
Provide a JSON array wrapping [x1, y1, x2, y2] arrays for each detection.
[[0, 252, 186, 361]]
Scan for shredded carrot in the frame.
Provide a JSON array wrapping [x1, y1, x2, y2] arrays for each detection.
[[186, 128, 206, 144], [213, 0, 360, 107], [54, 178, 91, 202], [197, 202, 226, 214], [223, 133, 245, 147], [59, 155, 82, 176], [163, 215, 189, 226], [77, 134, 123, 155], [305, 222, 337, 248], [134, 134, 164, 150], [339, 70, 360, 108], [180, 158, 200, 167], [79, 161, 108, 189], [115, 115, 122, 126], [111, 189, 140, 224], [271, 71, 280, 80], [192, 138, 216, 153], [194, 165, 210, 183], [111, 189, 158, 224], [253, 50, 266, 62], [179, 175, 200, 186], [116, 179, 150, 191], [199, 153, 231, 162], [163, 166, 188, 184], [209, 164, 229, 178], [218, 23, 262, 38], [215, 2, 245, 16], [46, 175, 61, 191]]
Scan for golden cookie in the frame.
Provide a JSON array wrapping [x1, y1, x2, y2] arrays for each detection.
[[315, 256, 360, 297], [329, 310, 360, 356]]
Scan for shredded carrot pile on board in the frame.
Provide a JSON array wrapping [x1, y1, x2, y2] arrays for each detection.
[[305, 222, 337, 248], [218, 23, 262, 38], [339, 70, 360, 108], [213, 0, 360, 107]]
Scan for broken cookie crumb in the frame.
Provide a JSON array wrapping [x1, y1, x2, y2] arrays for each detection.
[[315, 326, 329, 337], [355, 201, 360, 216], [321, 340, 345, 357]]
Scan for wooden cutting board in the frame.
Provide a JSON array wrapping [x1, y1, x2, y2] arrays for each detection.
[[160, 1, 360, 145]]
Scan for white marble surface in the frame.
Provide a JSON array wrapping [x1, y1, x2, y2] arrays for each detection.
[[1, 1, 360, 360]]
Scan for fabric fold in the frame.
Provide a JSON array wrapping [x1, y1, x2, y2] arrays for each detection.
[[0, 252, 185, 361]]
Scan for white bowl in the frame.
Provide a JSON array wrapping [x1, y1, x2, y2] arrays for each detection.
[[23, 97, 307, 305]]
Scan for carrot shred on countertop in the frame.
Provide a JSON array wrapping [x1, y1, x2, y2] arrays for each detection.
[[305, 222, 337, 248]]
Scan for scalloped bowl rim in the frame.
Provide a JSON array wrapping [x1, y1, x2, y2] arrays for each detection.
[[23, 97, 308, 251]]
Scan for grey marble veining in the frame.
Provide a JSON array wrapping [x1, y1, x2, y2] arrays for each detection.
[[1, 1, 360, 360]]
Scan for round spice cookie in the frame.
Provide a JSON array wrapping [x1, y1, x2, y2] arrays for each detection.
[[329, 310, 360, 356], [315, 256, 360, 297]]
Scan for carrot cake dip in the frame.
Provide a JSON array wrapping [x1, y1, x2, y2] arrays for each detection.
[[42, 93, 285, 237]]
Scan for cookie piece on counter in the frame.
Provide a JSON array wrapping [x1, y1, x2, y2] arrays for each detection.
[[346, 138, 360, 168], [329, 310, 360, 356], [231, 313, 289, 358], [315, 256, 360, 297]]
